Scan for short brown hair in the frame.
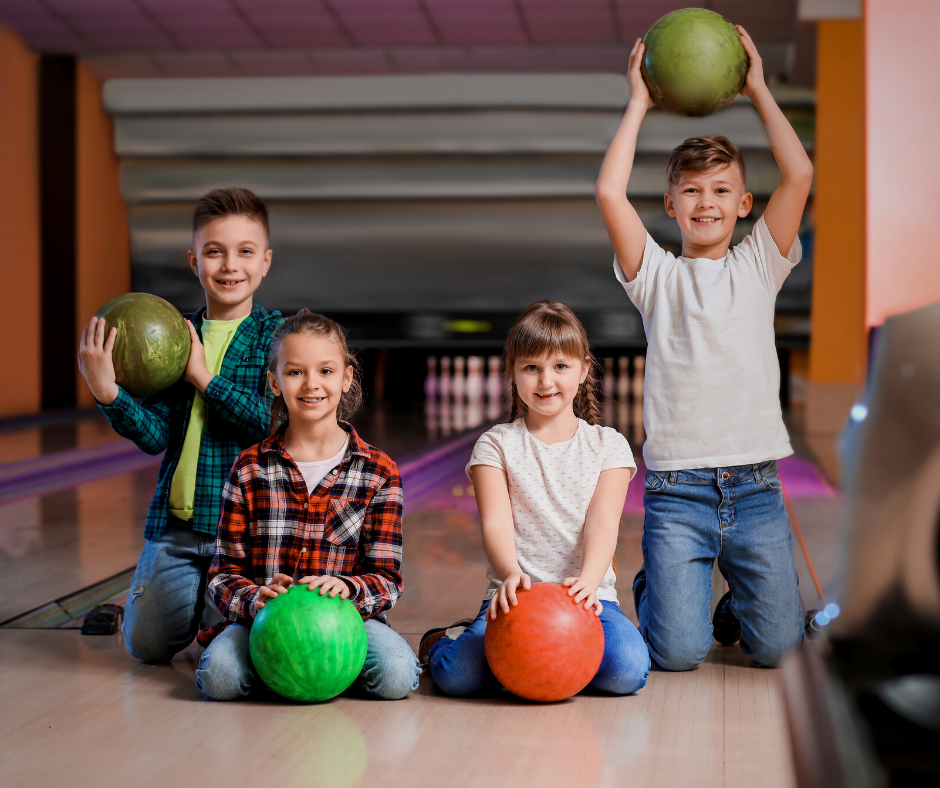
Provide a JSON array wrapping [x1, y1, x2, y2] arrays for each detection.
[[666, 135, 746, 188], [266, 309, 363, 432], [192, 187, 269, 239], [503, 300, 602, 426]]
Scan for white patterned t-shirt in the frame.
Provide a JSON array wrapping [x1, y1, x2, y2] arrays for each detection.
[[466, 418, 636, 603]]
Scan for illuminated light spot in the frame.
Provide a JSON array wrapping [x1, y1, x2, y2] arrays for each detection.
[[443, 320, 493, 334], [451, 485, 464, 497], [823, 603, 840, 619], [814, 611, 831, 627], [850, 404, 868, 422]]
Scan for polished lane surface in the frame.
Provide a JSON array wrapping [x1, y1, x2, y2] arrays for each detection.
[[0, 398, 841, 787]]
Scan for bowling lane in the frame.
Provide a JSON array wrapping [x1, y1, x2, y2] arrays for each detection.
[[0, 410, 130, 465], [0, 356, 843, 788], [0, 406, 823, 788]]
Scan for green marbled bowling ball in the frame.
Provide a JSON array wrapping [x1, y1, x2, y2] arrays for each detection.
[[94, 293, 191, 398], [641, 8, 748, 118]]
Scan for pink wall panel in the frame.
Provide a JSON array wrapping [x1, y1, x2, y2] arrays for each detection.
[[866, 0, 940, 325]]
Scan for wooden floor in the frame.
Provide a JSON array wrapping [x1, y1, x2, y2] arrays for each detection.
[[0, 410, 841, 788], [0, 631, 793, 788]]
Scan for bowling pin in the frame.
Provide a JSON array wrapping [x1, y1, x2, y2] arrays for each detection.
[[465, 356, 485, 429], [425, 356, 438, 412], [466, 356, 484, 404], [453, 356, 466, 407], [439, 399, 452, 437], [439, 356, 452, 405], [617, 357, 629, 402], [486, 356, 503, 421], [616, 357, 630, 434], [632, 356, 645, 444], [424, 356, 438, 439], [617, 399, 629, 437], [452, 396, 466, 433]]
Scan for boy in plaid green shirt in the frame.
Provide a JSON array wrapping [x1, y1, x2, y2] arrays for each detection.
[[77, 188, 282, 662]]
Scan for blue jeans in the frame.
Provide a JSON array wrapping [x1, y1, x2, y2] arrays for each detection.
[[122, 521, 220, 663], [636, 461, 804, 670], [429, 597, 650, 697], [195, 618, 421, 701]]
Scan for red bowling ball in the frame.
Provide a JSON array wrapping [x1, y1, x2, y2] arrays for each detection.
[[484, 582, 605, 702]]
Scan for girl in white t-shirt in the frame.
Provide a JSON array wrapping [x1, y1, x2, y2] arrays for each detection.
[[419, 301, 650, 697]]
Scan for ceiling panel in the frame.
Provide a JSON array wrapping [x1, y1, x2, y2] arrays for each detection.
[[227, 50, 315, 76], [0, 0, 801, 78], [160, 18, 264, 51]]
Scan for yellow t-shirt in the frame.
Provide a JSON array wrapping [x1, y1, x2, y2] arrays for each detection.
[[168, 315, 249, 521]]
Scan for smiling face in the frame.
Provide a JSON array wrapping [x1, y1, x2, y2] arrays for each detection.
[[665, 163, 753, 257], [513, 351, 588, 420], [268, 333, 354, 428], [188, 215, 273, 319]]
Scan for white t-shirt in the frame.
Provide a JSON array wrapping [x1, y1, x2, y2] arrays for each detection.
[[294, 438, 349, 495], [614, 215, 798, 471], [466, 418, 637, 603]]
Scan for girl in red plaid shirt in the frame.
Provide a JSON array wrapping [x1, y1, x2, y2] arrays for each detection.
[[195, 310, 420, 700]]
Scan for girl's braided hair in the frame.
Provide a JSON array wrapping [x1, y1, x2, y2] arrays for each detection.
[[266, 309, 363, 433], [504, 300, 602, 426]]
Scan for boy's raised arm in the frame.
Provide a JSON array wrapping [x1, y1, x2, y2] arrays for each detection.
[[595, 39, 655, 282], [737, 26, 813, 256]]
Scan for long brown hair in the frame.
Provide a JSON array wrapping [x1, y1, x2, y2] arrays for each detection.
[[503, 300, 602, 425], [266, 310, 363, 433]]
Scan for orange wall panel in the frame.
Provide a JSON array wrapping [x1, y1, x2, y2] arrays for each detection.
[[75, 62, 130, 407], [0, 27, 40, 417], [808, 19, 866, 385], [866, 0, 940, 326]]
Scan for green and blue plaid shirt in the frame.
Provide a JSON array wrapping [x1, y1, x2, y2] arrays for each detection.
[[98, 303, 282, 540]]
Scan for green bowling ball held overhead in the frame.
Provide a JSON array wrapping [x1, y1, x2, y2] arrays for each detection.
[[93, 293, 192, 398], [641, 8, 749, 118]]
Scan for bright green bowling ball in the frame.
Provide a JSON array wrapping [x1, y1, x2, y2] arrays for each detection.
[[94, 293, 190, 398], [641, 8, 748, 118], [249, 584, 368, 703]]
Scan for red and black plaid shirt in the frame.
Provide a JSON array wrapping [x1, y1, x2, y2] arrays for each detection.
[[199, 422, 403, 645]]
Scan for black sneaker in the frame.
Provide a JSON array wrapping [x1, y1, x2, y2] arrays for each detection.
[[712, 591, 741, 646], [418, 618, 474, 667], [81, 603, 124, 636]]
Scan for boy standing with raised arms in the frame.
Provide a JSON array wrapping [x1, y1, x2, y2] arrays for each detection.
[[78, 188, 282, 663], [595, 29, 814, 669]]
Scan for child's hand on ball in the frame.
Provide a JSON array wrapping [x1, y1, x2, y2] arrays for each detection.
[[252, 572, 293, 615], [78, 315, 120, 406], [736, 25, 765, 99], [488, 571, 532, 620], [628, 38, 654, 110], [182, 320, 213, 392], [563, 577, 603, 616], [300, 575, 351, 599]]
